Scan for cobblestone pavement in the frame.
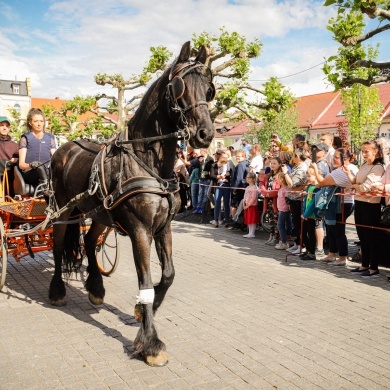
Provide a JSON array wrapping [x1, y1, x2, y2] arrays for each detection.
[[1, 217, 390, 389]]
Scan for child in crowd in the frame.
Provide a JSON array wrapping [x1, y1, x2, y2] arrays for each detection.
[[243, 172, 259, 238], [217, 155, 228, 186], [189, 157, 201, 212], [259, 157, 282, 245], [299, 167, 320, 260], [275, 173, 293, 250]]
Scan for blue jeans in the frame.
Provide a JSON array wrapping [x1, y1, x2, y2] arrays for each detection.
[[277, 211, 293, 243], [191, 183, 199, 209], [214, 186, 231, 222], [197, 179, 210, 210]]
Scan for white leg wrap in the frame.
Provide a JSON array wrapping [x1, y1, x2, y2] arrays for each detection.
[[136, 288, 155, 304]]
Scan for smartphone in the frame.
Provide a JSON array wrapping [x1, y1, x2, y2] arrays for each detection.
[[340, 154, 344, 166], [265, 167, 271, 174], [311, 148, 317, 163]]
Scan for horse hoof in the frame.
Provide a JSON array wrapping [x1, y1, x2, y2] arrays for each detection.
[[145, 351, 168, 367], [50, 298, 67, 307], [134, 304, 144, 322], [88, 292, 104, 305]]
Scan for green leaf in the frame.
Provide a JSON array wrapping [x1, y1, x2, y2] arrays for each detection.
[[324, 0, 338, 6]]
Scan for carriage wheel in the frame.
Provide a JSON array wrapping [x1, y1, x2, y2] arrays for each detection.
[[0, 218, 8, 291], [95, 228, 120, 276], [260, 209, 273, 234]]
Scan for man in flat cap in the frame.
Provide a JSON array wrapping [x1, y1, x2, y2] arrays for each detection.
[[0, 116, 18, 163]]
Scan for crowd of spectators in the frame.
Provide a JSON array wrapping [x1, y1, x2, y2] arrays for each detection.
[[175, 132, 390, 280], [4, 109, 390, 280]]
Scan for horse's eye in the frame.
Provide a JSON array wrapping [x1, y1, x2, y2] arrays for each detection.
[[206, 83, 216, 102]]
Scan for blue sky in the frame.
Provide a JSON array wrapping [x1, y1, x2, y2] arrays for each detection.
[[0, 0, 388, 100]]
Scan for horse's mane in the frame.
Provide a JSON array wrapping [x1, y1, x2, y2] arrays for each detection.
[[127, 66, 172, 140]]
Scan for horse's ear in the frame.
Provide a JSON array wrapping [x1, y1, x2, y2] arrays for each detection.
[[177, 41, 191, 63], [195, 45, 208, 64]]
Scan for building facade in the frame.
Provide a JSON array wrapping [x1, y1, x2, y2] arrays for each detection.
[[0, 78, 31, 119]]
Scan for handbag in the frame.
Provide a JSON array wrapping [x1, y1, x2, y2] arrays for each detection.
[[381, 205, 390, 226]]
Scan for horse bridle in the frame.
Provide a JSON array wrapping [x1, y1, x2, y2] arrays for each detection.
[[166, 61, 215, 131]]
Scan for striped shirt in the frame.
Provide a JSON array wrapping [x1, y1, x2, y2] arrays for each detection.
[[330, 164, 358, 203]]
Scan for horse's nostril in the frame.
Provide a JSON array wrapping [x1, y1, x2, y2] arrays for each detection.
[[198, 129, 206, 140]]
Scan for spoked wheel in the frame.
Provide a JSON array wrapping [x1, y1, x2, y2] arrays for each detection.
[[0, 217, 8, 291], [260, 209, 274, 234], [95, 228, 120, 276]]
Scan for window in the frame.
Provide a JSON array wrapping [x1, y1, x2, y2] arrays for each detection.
[[13, 103, 21, 113], [12, 85, 20, 94]]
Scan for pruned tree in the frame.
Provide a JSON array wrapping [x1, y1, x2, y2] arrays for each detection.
[[252, 77, 298, 147], [323, 0, 390, 89], [191, 28, 294, 125], [6, 108, 25, 141], [41, 28, 295, 140], [94, 45, 173, 131], [340, 82, 383, 147]]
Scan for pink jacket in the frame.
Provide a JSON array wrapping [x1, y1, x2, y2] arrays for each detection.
[[277, 186, 290, 212], [244, 185, 258, 207]]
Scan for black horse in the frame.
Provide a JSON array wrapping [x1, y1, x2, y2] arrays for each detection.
[[48, 41, 215, 366]]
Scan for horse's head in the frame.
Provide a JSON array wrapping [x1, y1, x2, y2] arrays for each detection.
[[166, 42, 215, 148]]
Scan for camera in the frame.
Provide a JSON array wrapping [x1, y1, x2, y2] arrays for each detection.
[[311, 146, 317, 163]]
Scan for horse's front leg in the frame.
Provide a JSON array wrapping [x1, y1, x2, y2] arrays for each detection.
[[152, 224, 175, 314], [131, 228, 168, 367], [84, 222, 106, 305]]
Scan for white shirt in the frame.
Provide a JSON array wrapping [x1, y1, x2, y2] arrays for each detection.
[[325, 147, 335, 170], [330, 164, 358, 203], [249, 155, 263, 173]]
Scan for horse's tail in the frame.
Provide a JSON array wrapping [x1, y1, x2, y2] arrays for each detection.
[[62, 211, 83, 274]]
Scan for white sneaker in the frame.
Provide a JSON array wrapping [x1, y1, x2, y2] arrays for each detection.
[[266, 238, 278, 246], [315, 248, 325, 257], [275, 241, 289, 250], [210, 220, 215, 224], [286, 244, 298, 253], [290, 246, 301, 255], [243, 234, 255, 238]]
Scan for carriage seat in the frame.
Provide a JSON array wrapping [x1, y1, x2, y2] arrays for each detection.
[[13, 166, 35, 196]]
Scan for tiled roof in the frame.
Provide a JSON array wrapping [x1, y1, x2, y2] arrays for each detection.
[[221, 119, 262, 137], [0, 79, 29, 96], [295, 91, 340, 129], [32, 97, 67, 110], [32, 97, 124, 124], [303, 83, 390, 130], [31, 84, 390, 138]]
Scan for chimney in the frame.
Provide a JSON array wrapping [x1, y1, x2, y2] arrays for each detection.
[[26, 77, 31, 96]]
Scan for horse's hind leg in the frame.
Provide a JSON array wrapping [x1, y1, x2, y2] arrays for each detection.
[[49, 211, 72, 306], [84, 221, 106, 305], [152, 225, 175, 314]]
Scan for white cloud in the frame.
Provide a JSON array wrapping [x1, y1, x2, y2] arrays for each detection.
[[1, 0, 339, 99]]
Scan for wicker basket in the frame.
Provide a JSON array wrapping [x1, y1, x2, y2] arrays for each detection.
[[0, 198, 47, 218]]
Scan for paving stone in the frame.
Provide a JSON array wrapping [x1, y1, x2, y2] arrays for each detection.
[[1, 219, 390, 389]]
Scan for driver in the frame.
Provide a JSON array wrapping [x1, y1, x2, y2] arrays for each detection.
[[18, 108, 57, 190]]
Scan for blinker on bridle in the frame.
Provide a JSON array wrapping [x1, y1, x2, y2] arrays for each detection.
[[166, 61, 216, 113]]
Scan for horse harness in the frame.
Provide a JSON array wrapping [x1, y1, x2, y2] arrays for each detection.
[[85, 132, 181, 236], [48, 61, 214, 237]]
